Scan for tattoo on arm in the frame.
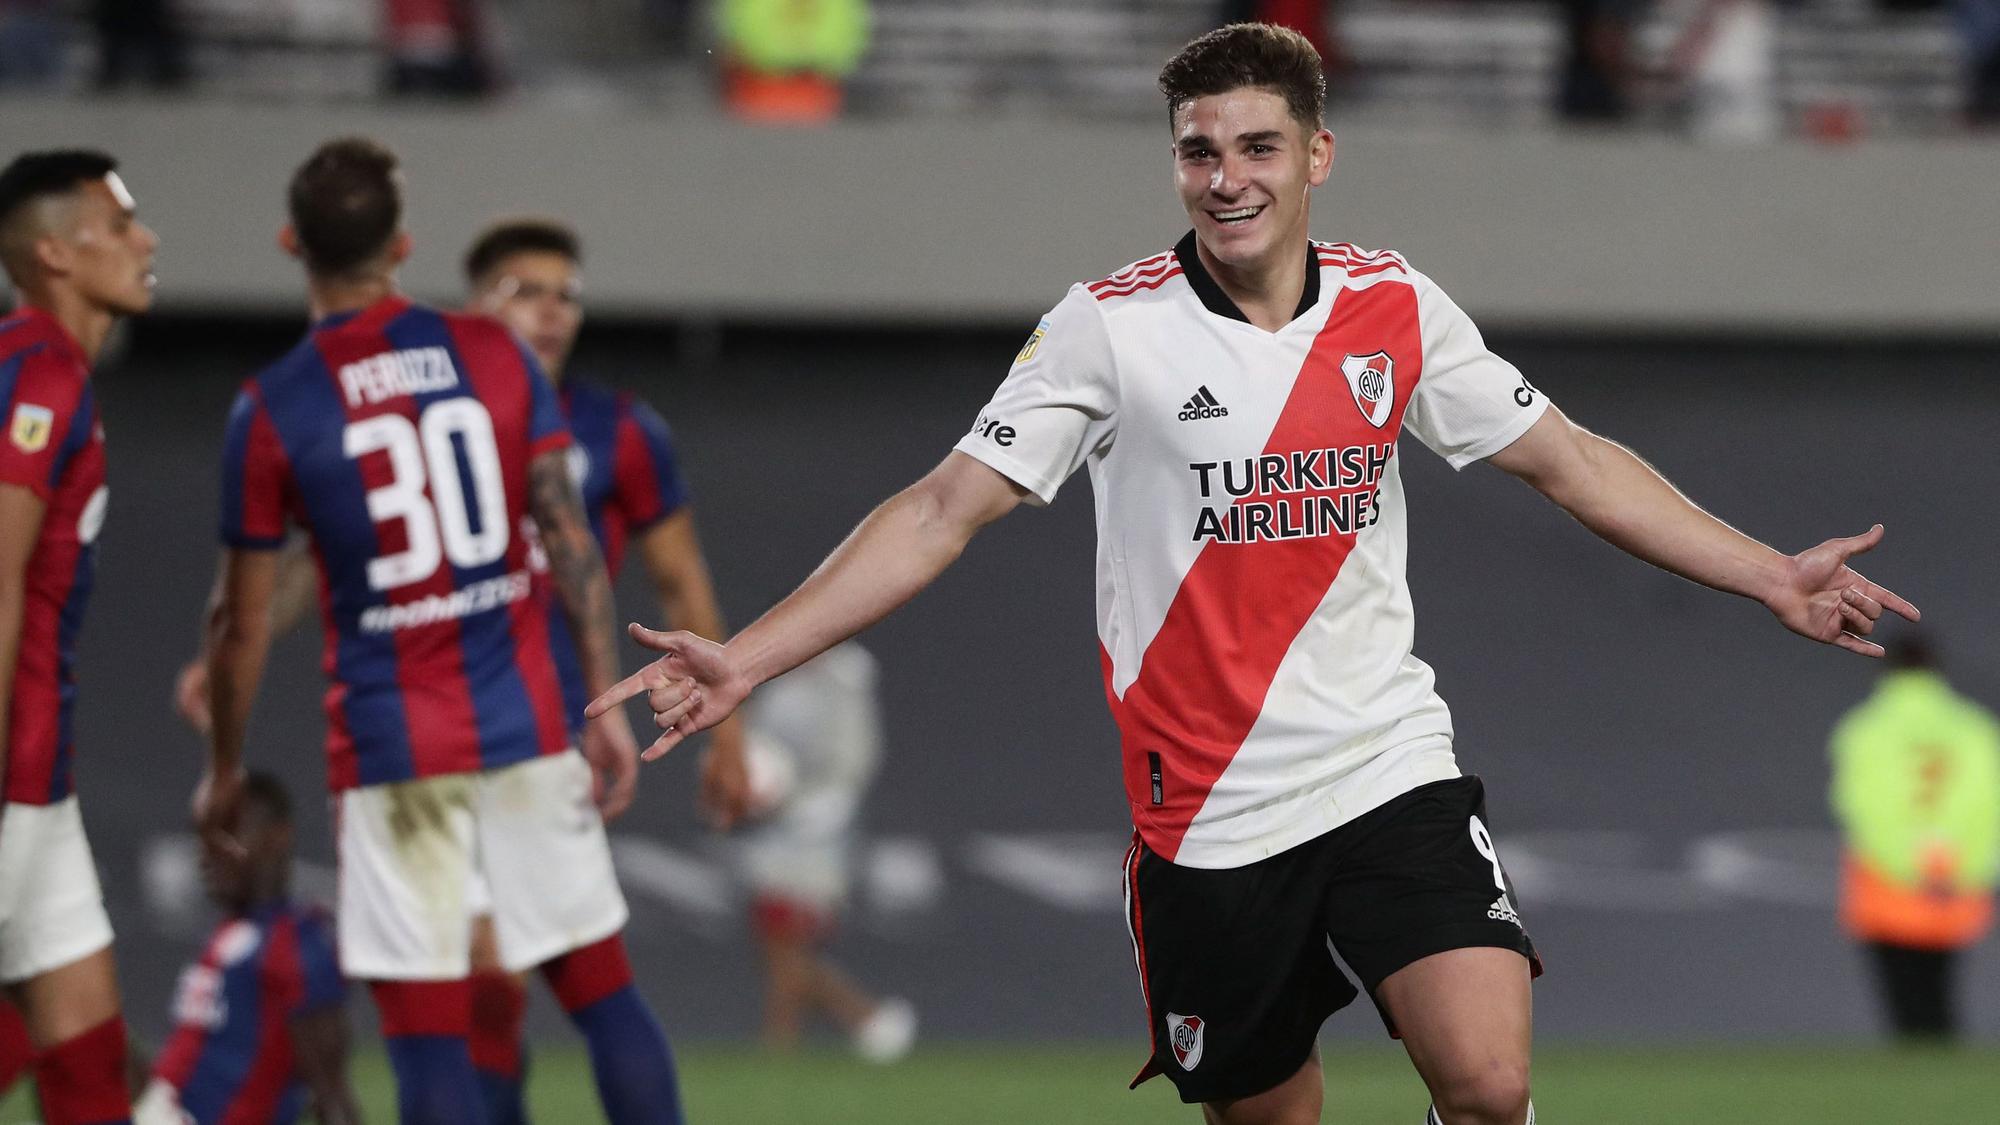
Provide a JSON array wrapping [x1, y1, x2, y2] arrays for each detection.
[[529, 451, 622, 697]]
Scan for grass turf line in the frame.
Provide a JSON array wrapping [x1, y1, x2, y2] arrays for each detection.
[[4, 1043, 1996, 1123]]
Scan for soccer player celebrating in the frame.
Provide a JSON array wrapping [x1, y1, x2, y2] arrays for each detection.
[[0, 149, 156, 1125], [139, 772, 359, 1125], [192, 137, 681, 1125], [592, 24, 1920, 1125]]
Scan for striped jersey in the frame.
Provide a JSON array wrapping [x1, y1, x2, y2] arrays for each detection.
[[545, 378, 689, 719], [0, 306, 108, 806], [152, 902, 345, 1125], [219, 296, 576, 791], [954, 233, 1549, 869]]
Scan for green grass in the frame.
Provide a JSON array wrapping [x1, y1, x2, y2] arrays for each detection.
[[8, 1042, 2000, 1122]]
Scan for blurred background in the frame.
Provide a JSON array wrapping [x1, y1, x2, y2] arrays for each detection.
[[6, 0, 2000, 1121]]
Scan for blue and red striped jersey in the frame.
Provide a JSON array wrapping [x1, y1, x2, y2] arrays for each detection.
[[152, 902, 345, 1125], [545, 378, 689, 719], [218, 296, 576, 791], [0, 306, 107, 806]]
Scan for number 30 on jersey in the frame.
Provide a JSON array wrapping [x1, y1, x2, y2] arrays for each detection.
[[344, 399, 508, 591]]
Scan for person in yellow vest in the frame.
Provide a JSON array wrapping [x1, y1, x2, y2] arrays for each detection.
[[717, 0, 870, 123], [1830, 629, 2000, 1042]]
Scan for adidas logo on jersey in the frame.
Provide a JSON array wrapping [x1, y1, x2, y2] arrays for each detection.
[[1487, 893, 1522, 928], [1178, 386, 1228, 421]]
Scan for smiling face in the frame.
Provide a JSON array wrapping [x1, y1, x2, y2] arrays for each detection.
[[474, 249, 583, 381], [1172, 87, 1333, 279]]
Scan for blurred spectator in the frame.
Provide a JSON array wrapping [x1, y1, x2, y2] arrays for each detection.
[[1558, 0, 1641, 122], [1217, 2, 1347, 88], [383, 0, 497, 98], [93, 0, 186, 89], [1829, 630, 2000, 1044], [1962, 0, 2000, 123], [0, 0, 65, 89], [735, 643, 915, 1062], [718, 0, 869, 123]]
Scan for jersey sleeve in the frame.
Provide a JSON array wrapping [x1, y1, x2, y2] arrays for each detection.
[[517, 340, 572, 460], [286, 912, 346, 1017], [0, 351, 86, 502], [951, 284, 1119, 506], [218, 383, 293, 549], [611, 397, 690, 531], [1402, 272, 1550, 470]]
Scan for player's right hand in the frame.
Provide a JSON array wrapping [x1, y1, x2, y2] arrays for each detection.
[[173, 658, 212, 733], [586, 625, 752, 762], [192, 765, 247, 861]]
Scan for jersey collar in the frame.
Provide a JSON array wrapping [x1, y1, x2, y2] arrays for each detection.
[[314, 293, 413, 332], [1173, 231, 1320, 327]]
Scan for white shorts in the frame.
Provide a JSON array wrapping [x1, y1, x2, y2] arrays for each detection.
[[0, 797, 115, 984], [336, 750, 627, 979]]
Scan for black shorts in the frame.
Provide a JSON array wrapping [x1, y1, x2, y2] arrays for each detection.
[[1122, 775, 1541, 1105]]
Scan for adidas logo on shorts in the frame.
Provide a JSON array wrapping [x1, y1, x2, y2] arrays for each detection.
[[1487, 893, 1522, 928], [1178, 385, 1228, 421]]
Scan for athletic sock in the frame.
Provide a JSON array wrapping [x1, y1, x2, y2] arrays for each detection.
[[470, 970, 530, 1125], [0, 1003, 33, 1095], [372, 980, 487, 1125], [33, 1015, 130, 1125], [543, 934, 684, 1125]]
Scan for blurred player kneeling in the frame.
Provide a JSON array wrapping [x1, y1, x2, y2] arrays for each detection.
[[138, 773, 357, 1125]]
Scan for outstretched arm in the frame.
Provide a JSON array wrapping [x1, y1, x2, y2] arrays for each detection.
[[529, 447, 642, 818], [1487, 406, 1918, 655], [589, 451, 1029, 759]]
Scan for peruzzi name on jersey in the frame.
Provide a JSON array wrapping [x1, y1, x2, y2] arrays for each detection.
[[220, 297, 575, 791], [0, 307, 108, 806], [955, 234, 1548, 869]]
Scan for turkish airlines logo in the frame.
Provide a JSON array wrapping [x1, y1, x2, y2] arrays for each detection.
[[1339, 351, 1395, 428], [1166, 1012, 1204, 1070]]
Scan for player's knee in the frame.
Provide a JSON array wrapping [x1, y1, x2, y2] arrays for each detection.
[[1430, 1061, 1530, 1124]]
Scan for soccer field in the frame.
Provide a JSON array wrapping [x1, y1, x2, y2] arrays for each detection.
[[12, 1042, 1978, 1124]]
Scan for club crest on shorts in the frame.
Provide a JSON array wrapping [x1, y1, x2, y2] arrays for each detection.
[[1339, 351, 1396, 428], [9, 403, 54, 454], [1166, 1012, 1204, 1070]]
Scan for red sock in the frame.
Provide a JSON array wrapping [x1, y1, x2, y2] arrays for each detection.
[[33, 1016, 130, 1125], [468, 971, 527, 1079], [369, 979, 473, 1038], [0, 1004, 33, 1095], [543, 933, 635, 1014]]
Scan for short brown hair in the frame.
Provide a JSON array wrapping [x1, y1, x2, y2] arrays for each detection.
[[1158, 23, 1325, 132], [0, 150, 118, 286], [287, 136, 402, 278], [464, 217, 582, 285]]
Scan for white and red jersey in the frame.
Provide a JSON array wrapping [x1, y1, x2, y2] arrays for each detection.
[[954, 233, 1548, 869]]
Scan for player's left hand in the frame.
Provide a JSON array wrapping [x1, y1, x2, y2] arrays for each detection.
[[581, 710, 641, 822], [1764, 524, 1920, 657], [698, 720, 753, 830]]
